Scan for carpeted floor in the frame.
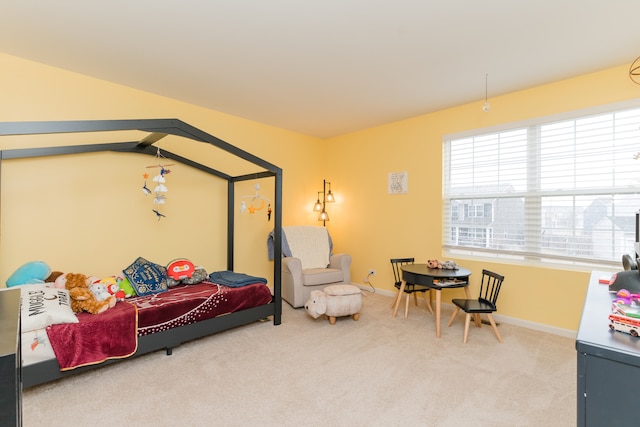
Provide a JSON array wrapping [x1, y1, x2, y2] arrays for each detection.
[[22, 291, 576, 426]]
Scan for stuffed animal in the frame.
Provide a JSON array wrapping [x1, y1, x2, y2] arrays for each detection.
[[99, 276, 128, 300], [54, 273, 68, 289], [118, 277, 137, 298], [166, 259, 208, 288], [440, 260, 459, 270], [89, 281, 112, 301], [427, 259, 442, 269], [610, 270, 640, 294], [427, 259, 459, 270], [64, 272, 115, 314], [304, 284, 362, 325], [46, 271, 64, 284]]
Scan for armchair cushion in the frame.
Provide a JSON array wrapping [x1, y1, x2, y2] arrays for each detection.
[[303, 268, 344, 286]]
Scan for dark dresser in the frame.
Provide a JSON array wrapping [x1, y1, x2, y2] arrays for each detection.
[[0, 289, 22, 426], [576, 271, 640, 426]]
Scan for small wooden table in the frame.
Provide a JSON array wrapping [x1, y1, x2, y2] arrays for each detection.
[[393, 264, 472, 338]]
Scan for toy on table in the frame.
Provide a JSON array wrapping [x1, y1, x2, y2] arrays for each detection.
[[427, 259, 459, 270]]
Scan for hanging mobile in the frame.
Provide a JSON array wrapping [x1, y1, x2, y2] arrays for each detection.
[[142, 145, 174, 220], [240, 184, 271, 220]]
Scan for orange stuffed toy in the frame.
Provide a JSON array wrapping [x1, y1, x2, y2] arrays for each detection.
[[64, 272, 116, 314]]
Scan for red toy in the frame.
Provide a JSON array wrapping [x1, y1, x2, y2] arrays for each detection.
[[167, 259, 196, 281]]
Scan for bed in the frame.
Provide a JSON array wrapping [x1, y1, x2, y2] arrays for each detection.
[[19, 278, 274, 387], [0, 119, 284, 388]]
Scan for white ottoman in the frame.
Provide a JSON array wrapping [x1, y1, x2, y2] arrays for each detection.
[[305, 284, 362, 325]]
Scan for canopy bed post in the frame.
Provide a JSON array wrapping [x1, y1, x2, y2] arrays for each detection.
[[227, 179, 235, 271], [273, 169, 283, 324]]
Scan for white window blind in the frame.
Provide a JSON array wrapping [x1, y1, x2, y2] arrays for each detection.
[[443, 106, 640, 266]]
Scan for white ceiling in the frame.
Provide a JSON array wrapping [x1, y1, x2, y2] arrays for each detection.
[[1, 1, 640, 138]]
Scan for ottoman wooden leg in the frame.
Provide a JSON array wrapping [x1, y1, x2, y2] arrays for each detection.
[[353, 313, 360, 321], [329, 316, 336, 325]]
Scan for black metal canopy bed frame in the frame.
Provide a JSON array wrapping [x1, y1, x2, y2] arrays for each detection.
[[0, 119, 283, 388]]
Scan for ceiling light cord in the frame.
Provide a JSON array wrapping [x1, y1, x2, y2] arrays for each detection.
[[482, 73, 491, 112]]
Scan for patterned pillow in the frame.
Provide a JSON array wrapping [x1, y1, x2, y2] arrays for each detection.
[[123, 257, 168, 297], [19, 284, 78, 332]]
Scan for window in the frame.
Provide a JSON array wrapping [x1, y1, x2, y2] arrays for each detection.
[[464, 203, 487, 218], [443, 104, 640, 267]]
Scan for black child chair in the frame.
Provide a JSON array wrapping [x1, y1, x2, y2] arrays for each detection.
[[390, 258, 433, 318], [447, 269, 505, 343]]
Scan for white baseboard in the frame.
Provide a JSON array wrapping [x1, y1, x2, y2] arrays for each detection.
[[353, 283, 577, 339]]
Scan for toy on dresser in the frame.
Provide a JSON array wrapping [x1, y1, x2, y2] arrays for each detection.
[[609, 288, 640, 337]]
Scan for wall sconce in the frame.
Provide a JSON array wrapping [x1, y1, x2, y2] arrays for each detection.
[[313, 179, 335, 225]]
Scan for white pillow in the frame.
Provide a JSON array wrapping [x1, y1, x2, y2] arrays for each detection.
[[20, 284, 78, 332]]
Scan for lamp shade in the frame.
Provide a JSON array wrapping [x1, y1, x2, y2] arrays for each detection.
[[325, 190, 335, 203]]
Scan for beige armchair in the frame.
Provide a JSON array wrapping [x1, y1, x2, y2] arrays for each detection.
[[282, 253, 352, 308], [271, 225, 352, 308]]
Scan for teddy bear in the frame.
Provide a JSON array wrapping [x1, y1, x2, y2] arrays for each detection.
[[427, 259, 442, 269], [427, 259, 459, 270], [64, 272, 116, 314]]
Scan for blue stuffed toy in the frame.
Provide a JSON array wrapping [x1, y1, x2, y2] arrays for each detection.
[[6, 261, 52, 287]]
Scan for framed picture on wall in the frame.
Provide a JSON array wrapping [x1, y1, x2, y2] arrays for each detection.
[[388, 171, 408, 194]]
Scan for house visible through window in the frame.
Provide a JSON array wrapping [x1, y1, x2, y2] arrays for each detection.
[[443, 103, 640, 267]]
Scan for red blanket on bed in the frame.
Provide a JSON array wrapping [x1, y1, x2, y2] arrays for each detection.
[[130, 281, 272, 336], [46, 301, 138, 371], [45, 281, 271, 370]]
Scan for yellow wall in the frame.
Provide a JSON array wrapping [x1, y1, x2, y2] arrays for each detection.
[[0, 51, 636, 332], [0, 52, 325, 288], [326, 64, 638, 331]]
